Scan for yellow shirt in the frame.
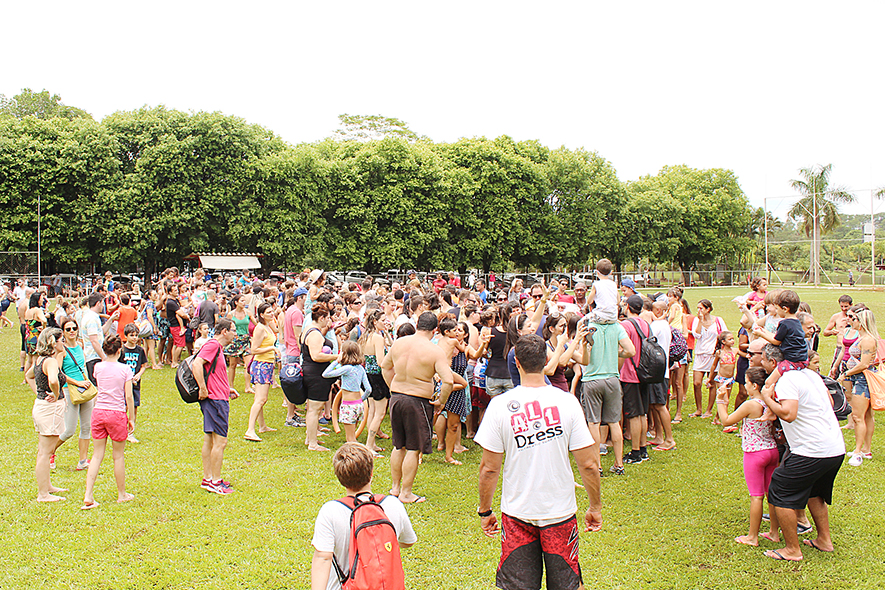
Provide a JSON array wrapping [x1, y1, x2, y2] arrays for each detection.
[[253, 326, 277, 363]]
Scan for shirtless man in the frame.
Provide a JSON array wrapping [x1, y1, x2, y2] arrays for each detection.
[[822, 295, 852, 337], [381, 312, 455, 503]]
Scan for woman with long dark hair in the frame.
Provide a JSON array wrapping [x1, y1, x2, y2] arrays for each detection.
[[301, 302, 338, 451]]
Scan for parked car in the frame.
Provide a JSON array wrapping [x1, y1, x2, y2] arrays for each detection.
[[344, 271, 367, 284], [572, 272, 595, 285], [622, 273, 649, 287]]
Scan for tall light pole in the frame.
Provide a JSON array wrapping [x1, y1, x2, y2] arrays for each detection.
[[37, 192, 41, 287], [764, 197, 770, 284]]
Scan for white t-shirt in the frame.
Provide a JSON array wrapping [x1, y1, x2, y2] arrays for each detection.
[[13, 285, 29, 303], [592, 279, 619, 321], [474, 384, 595, 523], [311, 495, 417, 590], [80, 309, 104, 362], [651, 318, 672, 378], [775, 369, 844, 458]]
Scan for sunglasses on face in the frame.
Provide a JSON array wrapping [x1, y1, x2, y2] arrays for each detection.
[[847, 315, 857, 320], [64, 326, 78, 332]]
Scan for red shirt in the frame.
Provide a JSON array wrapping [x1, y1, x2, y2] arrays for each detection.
[[448, 277, 461, 288], [433, 278, 447, 294], [116, 306, 138, 338], [198, 339, 230, 400]]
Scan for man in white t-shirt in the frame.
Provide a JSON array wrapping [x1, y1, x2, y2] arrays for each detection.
[[311, 443, 416, 590], [759, 344, 845, 562], [80, 292, 112, 384], [476, 334, 602, 590], [646, 300, 675, 450]]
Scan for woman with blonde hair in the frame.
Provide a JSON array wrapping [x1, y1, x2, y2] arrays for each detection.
[[839, 306, 878, 466], [25, 328, 68, 502], [243, 302, 278, 442]]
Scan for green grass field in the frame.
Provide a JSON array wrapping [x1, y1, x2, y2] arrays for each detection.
[[1, 287, 883, 589]]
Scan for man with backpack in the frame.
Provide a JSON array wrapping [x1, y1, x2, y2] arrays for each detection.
[[621, 295, 665, 464], [311, 443, 417, 590], [193, 317, 239, 495]]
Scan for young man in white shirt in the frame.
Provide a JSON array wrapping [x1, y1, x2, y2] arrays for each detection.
[[311, 443, 416, 590], [476, 334, 602, 590]]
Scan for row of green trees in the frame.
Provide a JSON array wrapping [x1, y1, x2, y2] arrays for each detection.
[[0, 97, 758, 277]]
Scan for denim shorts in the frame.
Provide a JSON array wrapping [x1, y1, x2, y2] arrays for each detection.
[[849, 373, 872, 400]]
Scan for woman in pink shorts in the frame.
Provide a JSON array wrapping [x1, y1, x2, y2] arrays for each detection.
[[82, 334, 135, 510]]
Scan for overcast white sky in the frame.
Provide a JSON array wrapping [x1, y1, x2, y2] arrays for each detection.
[[5, 1, 884, 221]]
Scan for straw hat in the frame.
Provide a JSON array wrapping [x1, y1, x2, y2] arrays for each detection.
[[308, 269, 325, 284]]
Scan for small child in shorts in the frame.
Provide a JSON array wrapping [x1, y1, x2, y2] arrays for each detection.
[[585, 258, 619, 324], [120, 324, 147, 443], [751, 290, 808, 393], [324, 341, 371, 443]]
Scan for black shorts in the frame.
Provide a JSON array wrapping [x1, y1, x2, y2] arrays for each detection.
[[302, 371, 335, 402], [199, 398, 230, 437], [497, 513, 582, 590], [767, 452, 844, 510], [648, 378, 669, 406], [621, 381, 649, 418], [20, 323, 26, 353], [86, 359, 100, 386], [735, 356, 749, 385], [367, 372, 391, 401], [389, 392, 433, 454]]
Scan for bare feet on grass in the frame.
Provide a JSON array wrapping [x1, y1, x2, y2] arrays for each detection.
[[735, 535, 758, 546], [118, 492, 135, 503], [37, 494, 66, 503]]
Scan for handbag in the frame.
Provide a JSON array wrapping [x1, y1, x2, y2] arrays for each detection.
[[64, 347, 98, 405], [862, 369, 885, 411]]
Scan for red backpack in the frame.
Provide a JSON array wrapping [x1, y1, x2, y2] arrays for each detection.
[[332, 493, 405, 590]]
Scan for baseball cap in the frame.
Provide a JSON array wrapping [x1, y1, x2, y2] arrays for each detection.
[[621, 278, 636, 290], [293, 287, 309, 298]]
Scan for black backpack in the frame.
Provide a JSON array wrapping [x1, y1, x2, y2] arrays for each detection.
[[822, 376, 852, 420], [175, 346, 222, 403], [626, 318, 667, 384]]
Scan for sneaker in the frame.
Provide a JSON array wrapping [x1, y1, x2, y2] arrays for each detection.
[[127, 434, 140, 443], [624, 453, 643, 465], [211, 480, 234, 495], [796, 522, 813, 535], [848, 453, 863, 467], [205, 481, 233, 495], [293, 416, 306, 427], [284, 418, 297, 427], [862, 452, 873, 460], [76, 459, 89, 471], [318, 416, 331, 425], [640, 450, 650, 462], [49, 454, 56, 471], [200, 479, 216, 492], [609, 465, 626, 475], [599, 444, 608, 456]]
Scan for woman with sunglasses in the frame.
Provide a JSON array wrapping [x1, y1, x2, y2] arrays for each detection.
[[839, 306, 878, 466], [57, 318, 95, 471], [26, 328, 68, 502]]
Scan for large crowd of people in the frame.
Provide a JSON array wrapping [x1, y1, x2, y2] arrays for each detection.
[[5, 262, 877, 586]]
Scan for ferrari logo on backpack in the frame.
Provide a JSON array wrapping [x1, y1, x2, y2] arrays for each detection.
[[385, 542, 392, 552]]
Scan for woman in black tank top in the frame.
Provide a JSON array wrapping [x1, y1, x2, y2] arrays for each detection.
[[300, 303, 339, 451]]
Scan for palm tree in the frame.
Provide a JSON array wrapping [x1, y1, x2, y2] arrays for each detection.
[[788, 164, 854, 284]]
